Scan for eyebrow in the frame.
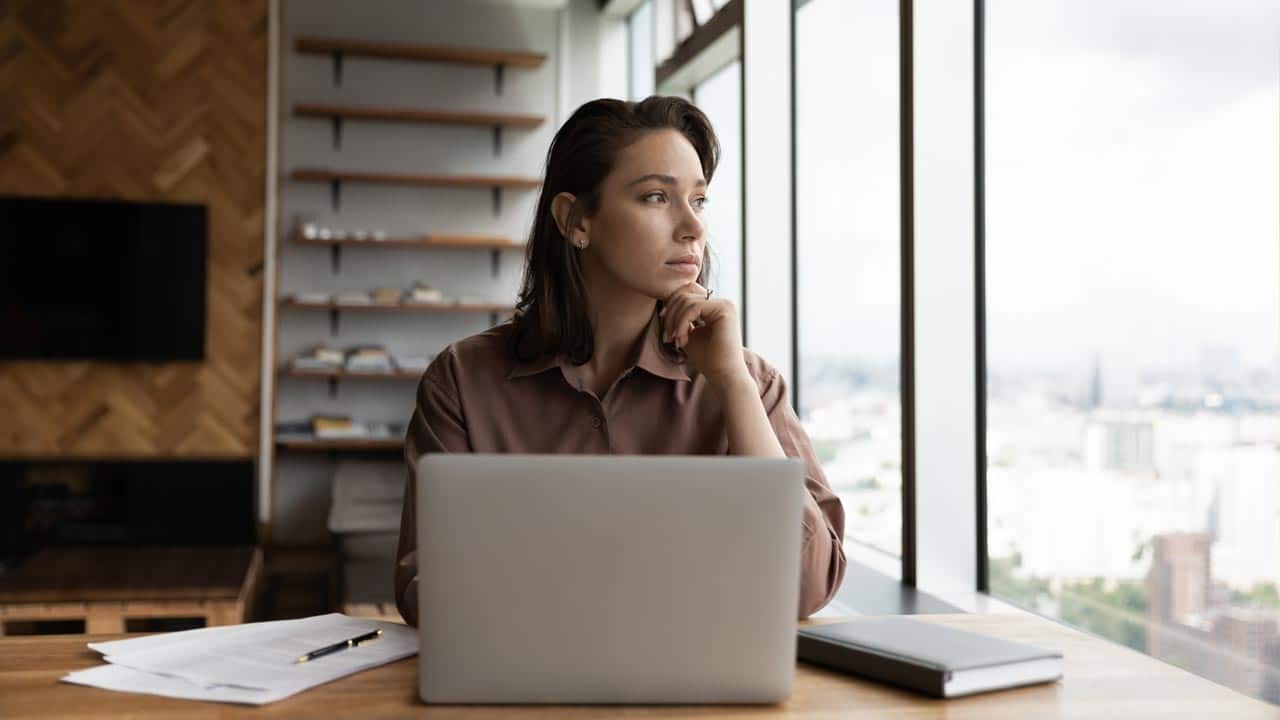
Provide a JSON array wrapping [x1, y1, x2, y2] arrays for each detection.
[[627, 173, 707, 188]]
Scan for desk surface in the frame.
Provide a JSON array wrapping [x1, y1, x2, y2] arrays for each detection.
[[0, 613, 1273, 719]]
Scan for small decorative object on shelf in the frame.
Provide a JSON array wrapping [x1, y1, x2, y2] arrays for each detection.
[[406, 283, 445, 304], [290, 222, 522, 276]]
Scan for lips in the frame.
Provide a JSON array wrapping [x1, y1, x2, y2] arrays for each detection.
[[666, 254, 700, 267]]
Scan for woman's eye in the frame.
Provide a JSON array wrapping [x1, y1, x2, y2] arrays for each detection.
[[642, 192, 707, 209]]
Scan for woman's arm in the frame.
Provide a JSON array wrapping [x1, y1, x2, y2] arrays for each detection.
[[396, 349, 471, 627], [713, 363, 848, 619], [661, 282, 847, 618], [713, 371, 786, 458]]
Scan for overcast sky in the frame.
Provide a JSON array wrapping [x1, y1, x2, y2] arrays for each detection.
[[794, 0, 1280, 382]]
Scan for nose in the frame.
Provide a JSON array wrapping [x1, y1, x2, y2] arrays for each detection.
[[676, 198, 704, 243]]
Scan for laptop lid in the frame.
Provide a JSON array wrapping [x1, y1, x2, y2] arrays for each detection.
[[415, 453, 805, 704]]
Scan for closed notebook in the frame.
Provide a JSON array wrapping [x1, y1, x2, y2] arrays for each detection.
[[797, 617, 1063, 698]]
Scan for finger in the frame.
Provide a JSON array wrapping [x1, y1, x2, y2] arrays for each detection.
[[675, 301, 704, 347], [662, 297, 686, 343]]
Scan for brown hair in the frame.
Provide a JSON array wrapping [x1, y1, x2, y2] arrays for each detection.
[[510, 96, 721, 366]]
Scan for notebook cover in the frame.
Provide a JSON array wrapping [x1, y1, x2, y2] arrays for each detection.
[[796, 617, 1062, 698]]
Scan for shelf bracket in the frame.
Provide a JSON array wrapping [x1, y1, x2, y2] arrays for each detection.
[[329, 308, 340, 336], [491, 186, 501, 216], [329, 179, 341, 212], [327, 377, 338, 399], [490, 249, 500, 277], [492, 125, 502, 157], [332, 51, 344, 86], [332, 116, 343, 149], [494, 63, 504, 95], [330, 244, 341, 274]]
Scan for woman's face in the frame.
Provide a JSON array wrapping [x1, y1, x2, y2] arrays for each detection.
[[558, 129, 709, 302]]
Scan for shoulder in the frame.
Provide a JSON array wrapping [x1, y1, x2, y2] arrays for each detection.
[[420, 322, 516, 390]]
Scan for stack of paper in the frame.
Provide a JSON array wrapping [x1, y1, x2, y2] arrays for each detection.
[[62, 613, 417, 705]]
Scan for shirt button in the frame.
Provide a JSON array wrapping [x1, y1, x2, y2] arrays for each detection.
[[590, 416, 602, 429]]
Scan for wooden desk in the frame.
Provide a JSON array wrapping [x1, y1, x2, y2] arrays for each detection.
[[0, 613, 1273, 718]]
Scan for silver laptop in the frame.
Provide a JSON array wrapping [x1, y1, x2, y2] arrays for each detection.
[[415, 453, 805, 704]]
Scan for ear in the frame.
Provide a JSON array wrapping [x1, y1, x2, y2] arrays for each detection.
[[550, 192, 589, 244]]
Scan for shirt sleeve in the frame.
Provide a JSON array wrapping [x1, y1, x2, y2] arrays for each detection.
[[395, 350, 471, 627], [755, 363, 848, 619]]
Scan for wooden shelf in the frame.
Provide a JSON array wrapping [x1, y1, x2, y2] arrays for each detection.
[[282, 298, 515, 313], [282, 367, 423, 380], [276, 438, 403, 451], [295, 37, 547, 70], [294, 103, 545, 129], [291, 168, 541, 189], [292, 231, 525, 250]]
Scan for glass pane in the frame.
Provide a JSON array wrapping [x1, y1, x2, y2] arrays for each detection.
[[628, 1, 654, 100], [796, 0, 902, 558], [693, 60, 744, 319], [985, 0, 1280, 705]]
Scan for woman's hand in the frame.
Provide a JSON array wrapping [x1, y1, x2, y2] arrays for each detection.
[[659, 282, 751, 390]]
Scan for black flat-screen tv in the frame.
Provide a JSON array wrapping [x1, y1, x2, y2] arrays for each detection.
[[0, 195, 208, 361]]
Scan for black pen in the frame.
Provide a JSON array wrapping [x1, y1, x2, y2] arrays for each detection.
[[294, 628, 382, 664]]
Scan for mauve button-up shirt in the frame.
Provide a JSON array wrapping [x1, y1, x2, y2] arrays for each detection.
[[394, 311, 847, 625]]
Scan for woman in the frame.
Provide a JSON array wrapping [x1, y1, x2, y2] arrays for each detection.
[[394, 96, 846, 624]]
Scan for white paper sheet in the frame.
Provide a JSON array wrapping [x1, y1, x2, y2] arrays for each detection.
[[63, 665, 286, 705], [62, 613, 418, 705]]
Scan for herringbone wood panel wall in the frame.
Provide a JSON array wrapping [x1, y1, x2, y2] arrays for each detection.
[[0, 0, 267, 457]]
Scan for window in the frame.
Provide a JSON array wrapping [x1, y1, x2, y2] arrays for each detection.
[[985, 1, 1280, 704], [627, 1, 654, 100], [796, 0, 902, 560], [691, 60, 744, 319]]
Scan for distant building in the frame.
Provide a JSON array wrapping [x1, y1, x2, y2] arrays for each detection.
[[1145, 532, 1280, 701], [1084, 418, 1154, 473], [1089, 353, 1103, 410], [1147, 532, 1212, 628]]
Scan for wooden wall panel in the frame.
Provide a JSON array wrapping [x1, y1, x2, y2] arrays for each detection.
[[0, 0, 267, 457]]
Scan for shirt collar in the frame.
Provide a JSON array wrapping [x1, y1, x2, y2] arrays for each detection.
[[505, 310, 691, 383]]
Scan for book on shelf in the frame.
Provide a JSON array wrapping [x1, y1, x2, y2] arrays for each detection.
[[291, 358, 340, 371], [345, 345, 394, 373], [313, 415, 362, 438], [276, 418, 405, 444], [275, 420, 312, 439], [369, 287, 403, 305], [290, 345, 344, 370], [334, 291, 373, 305], [290, 291, 331, 305]]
